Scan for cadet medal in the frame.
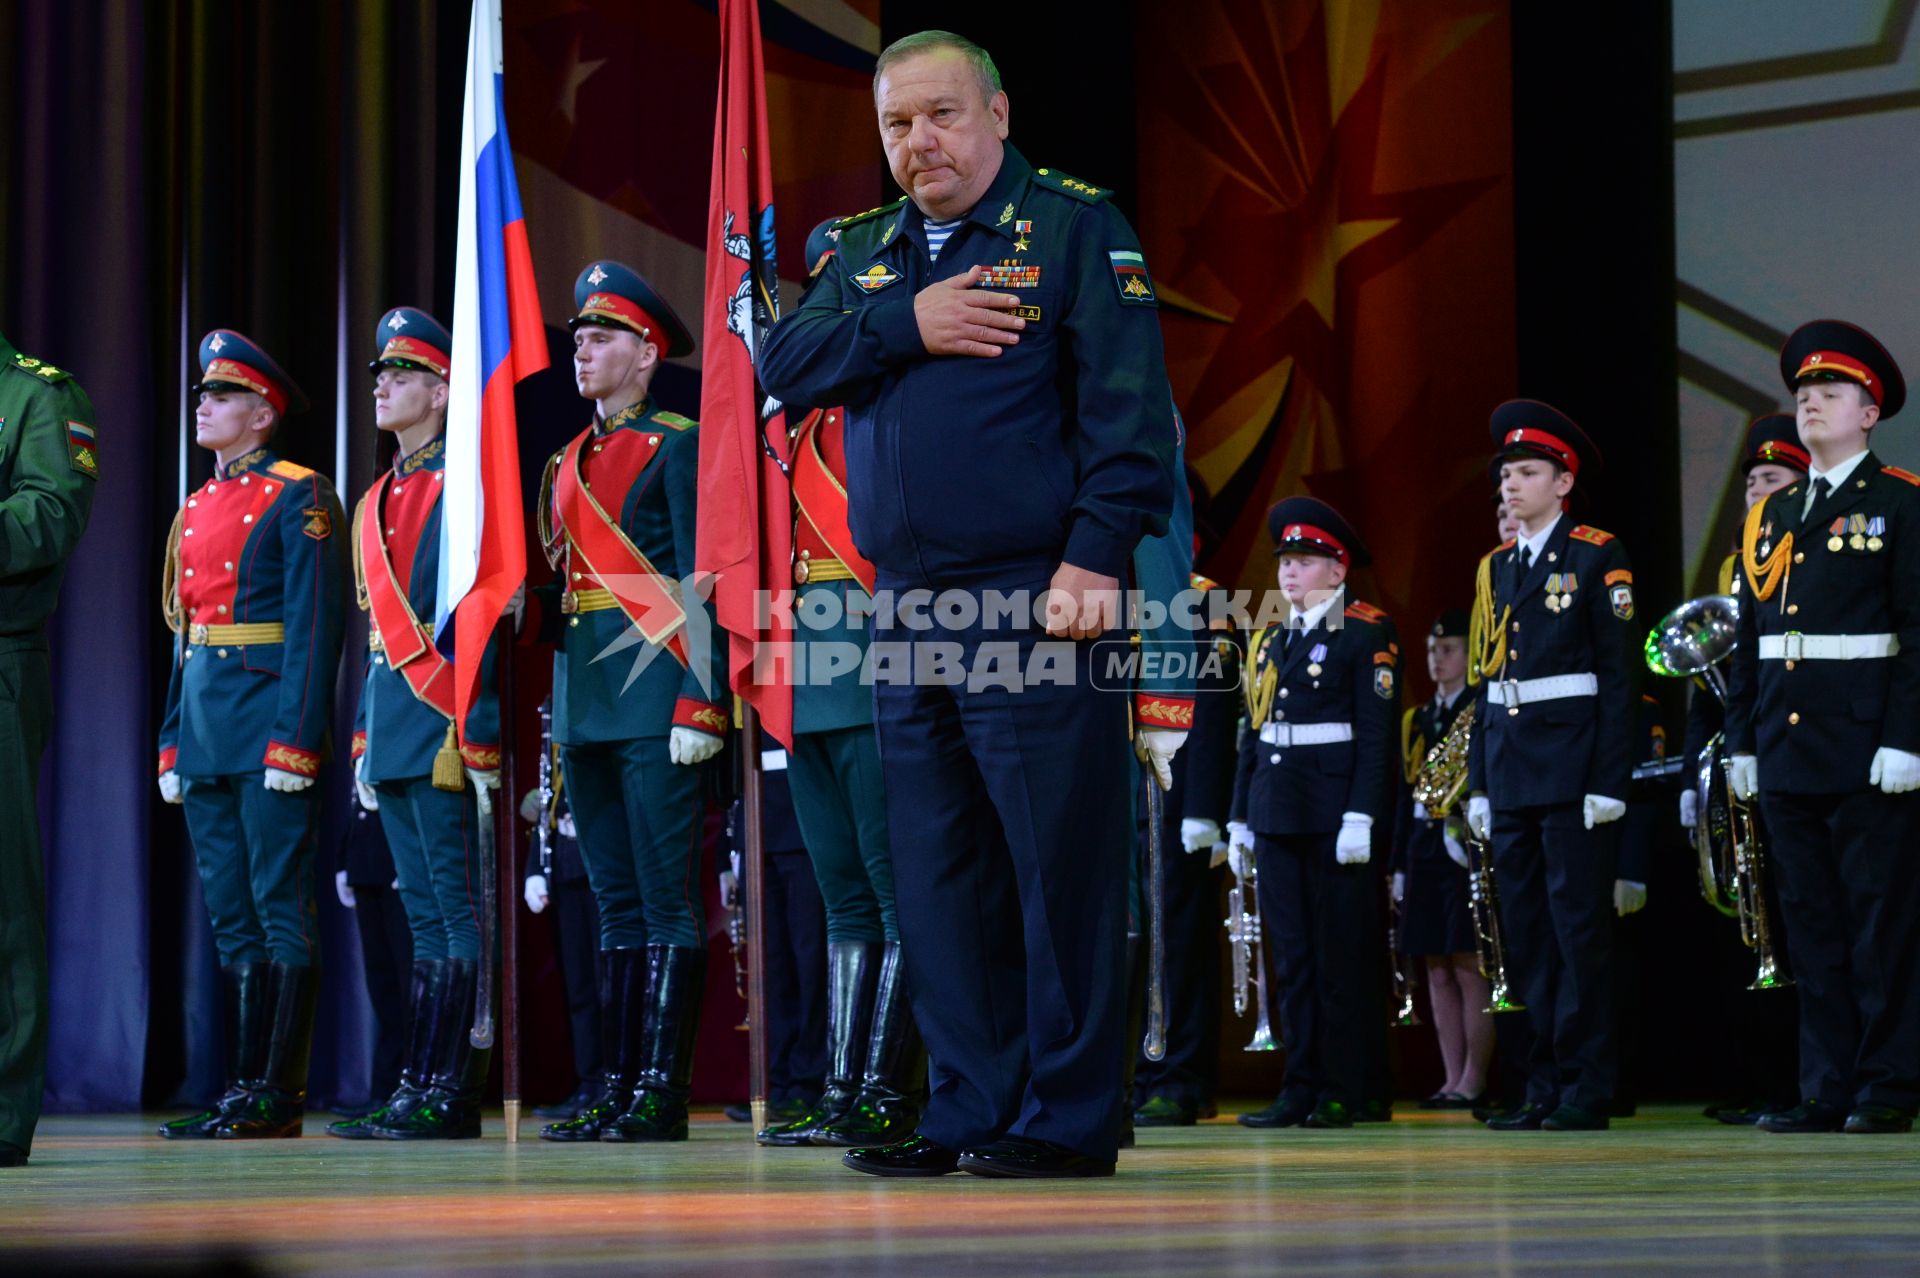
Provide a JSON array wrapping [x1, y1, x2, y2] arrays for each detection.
[[1849, 514, 1867, 551], [1868, 516, 1885, 552], [1307, 642, 1326, 679], [1828, 517, 1845, 553], [1561, 572, 1577, 613], [1545, 573, 1562, 613]]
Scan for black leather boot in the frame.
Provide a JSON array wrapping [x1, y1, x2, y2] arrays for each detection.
[[330, 960, 443, 1139], [215, 962, 316, 1139], [544, 948, 645, 1142], [604, 945, 706, 1142], [1119, 932, 1146, 1149], [812, 942, 924, 1147], [160, 962, 268, 1139], [759, 941, 880, 1146], [374, 958, 491, 1139]]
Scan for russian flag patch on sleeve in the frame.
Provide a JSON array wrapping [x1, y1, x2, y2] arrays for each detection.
[[66, 420, 99, 477], [1108, 250, 1157, 305]]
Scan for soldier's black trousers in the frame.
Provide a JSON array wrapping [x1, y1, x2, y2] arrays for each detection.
[[1491, 802, 1619, 1112], [562, 737, 705, 950], [1763, 788, 1920, 1112], [0, 643, 52, 1155], [789, 726, 896, 944], [874, 596, 1132, 1163], [1254, 831, 1384, 1108]]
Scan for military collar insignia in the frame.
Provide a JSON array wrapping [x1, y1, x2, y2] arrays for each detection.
[[851, 262, 905, 293], [598, 401, 651, 434], [996, 202, 1015, 226], [218, 448, 271, 479], [396, 435, 445, 475]]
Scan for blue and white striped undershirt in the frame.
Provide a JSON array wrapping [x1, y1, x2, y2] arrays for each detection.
[[924, 217, 962, 262]]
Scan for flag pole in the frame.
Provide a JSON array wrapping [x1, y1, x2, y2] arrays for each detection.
[[501, 646, 521, 1142], [741, 705, 770, 1132]]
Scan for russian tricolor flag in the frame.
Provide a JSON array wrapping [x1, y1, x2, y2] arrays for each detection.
[[439, 0, 547, 739]]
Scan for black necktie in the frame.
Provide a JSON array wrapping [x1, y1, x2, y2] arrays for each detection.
[[1519, 545, 1534, 573], [1803, 476, 1832, 525]]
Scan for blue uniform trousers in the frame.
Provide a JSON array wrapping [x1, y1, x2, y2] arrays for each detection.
[[182, 775, 320, 967], [561, 737, 706, 950], [373, 777, 481, 963], [788, 726, 896, 944]]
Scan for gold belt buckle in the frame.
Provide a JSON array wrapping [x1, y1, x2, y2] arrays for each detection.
[[560, 590, 579, 615], [189, 623, 209, 645], [793, 557, 811, 585]]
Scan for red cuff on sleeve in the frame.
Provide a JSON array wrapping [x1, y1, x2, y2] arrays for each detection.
[[158, 747, 178, 777], [350, 731, 368, 761], [674, 699, 730, 737], [1135, 693, 1195, 730], [460, 741, 501, 771], [263, 741, 322, 777]]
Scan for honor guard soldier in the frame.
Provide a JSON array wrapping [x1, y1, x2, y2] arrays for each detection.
[[1684, 413, 1804, 1126], [0, 334, 98, 1168], [1464, 400, 1635, 1132], [156, 330, 347, 1139], [528, 260, 729, 1144], [1393, 609, 1492, 1110], [330, 307, 501, 1141], [760, 220, 920, 1151], [760, 30, 1178, 1178], [1226, 498, 1400, 1130], [1726, 321, 1920, 1135]]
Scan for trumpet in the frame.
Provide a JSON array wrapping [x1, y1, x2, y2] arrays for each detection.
[[1646, 595, 1791, 990], [1389, 894, 1420, 1027], [1224, 856, 1278, 1052], [1466, 827, 1525, 1012]]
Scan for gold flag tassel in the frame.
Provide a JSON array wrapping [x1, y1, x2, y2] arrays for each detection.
[[1468, 550, 1509, 684], [432, 721, 465, 792], [1741, 498, 1794, 603]]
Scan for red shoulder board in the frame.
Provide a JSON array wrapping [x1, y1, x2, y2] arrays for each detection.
[[1882, 465, 1920, 487], [270, 459, 316, 481], [1569, 525, 1615, 546], [1344, 600, 1388, 624]]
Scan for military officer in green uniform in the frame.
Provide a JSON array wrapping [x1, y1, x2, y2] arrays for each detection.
[[330, 307, 501, 1141], [155, 330, 347, 1140], [760, 221, 918, 1151], [0, 333, 98, 1168], [528, 261, 730, 1144]]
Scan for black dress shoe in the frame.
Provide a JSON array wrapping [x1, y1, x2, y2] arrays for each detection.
[[0, 1144, 27, 1168], [1713, 1103, 1767, 1126], [1541, 1104, 1609, 1132], [534, 1078, 604, 1121], [958, 1137, 1115, 1179], [1238, 1095, 1314, 1129], [1417, 1090, 1453, 1110], [1429, 1093, 1482, 1111], [1758, 1100, 1846, 1133], [1486, 1101, 1553, 1130], [1134, 1095, 1198, 1127], [328, 1098, 387, 1121], [1304, 1101, 1353, 1129], [1354, 1098, 1393, 1124], [842, 1135, 960, 1177], [723, 1103, 752, 1123], [1844, 1104, 1913, 1135]]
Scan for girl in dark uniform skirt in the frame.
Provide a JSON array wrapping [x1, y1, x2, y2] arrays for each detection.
[[1393, 612, 1492, 1108]]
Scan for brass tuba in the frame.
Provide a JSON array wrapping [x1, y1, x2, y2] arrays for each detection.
[[1645, 595, 1790, 990]]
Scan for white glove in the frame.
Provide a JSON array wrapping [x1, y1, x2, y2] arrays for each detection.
[[1614, 879, 1648, 917], [508, 581, 527, 633], [1391, 871, 1406, 903], [1442, 830, 1470, 869], [1207, 842, 1229, 870], [669, 725, 724, 766], [1467, 795, 1492, 842], [1729, 754, 1759, 802], [264, 767, 313, 793], [1411, 800, 1429, 821], [467, 767, 500, 793], [158, 770, 184, 805], [334, 870, 356, 910], [1226, 820, 1255, 878], [1181, 818, 1221, 854], [1678, 788, 1698, 829], [525, 873, 550, 914], [518, 789, 541, 824], [354, 757, 379, 812], [1870, 746, 1920, 795], [1335, 812, 1372, 865], [1135, 728, 1187, 792], [1583, 794, 1626, 829]]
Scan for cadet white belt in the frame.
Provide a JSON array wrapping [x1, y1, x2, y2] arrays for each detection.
[[1258, 721, 1353, 747], [1758, 633, 1899, 661], [1486, 673, 1598, 706]]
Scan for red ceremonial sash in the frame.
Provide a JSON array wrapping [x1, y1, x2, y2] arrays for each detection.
[[359, 478, 456, 719], [791, 408, 875, 593], [552, 427, 692, 668]]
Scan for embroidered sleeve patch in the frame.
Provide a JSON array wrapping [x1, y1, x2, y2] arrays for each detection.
[[1610, 583, 1635, 620], [1605, 568, 1633, 586], [67, 420, 99, 477], [851, 262, 904, 293], [1108, 250, 1157, 305], [1374, 667, 1395, 700], [302, 507, 333, 540]]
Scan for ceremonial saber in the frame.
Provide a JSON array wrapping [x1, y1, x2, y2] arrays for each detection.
[[1144, 771, 1168, 1063], [472, 785, 498, 1056]]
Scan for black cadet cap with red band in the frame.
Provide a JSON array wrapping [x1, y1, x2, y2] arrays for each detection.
[[1430, 608, 1469, 639], [1267, 495, 1370, 567], [195, 329, 310, 416], [1741, 413, 1808, 474], [570, 259, 695, 359], [1780, 319, 1905, 419], [1490, 398, 1601, 482]]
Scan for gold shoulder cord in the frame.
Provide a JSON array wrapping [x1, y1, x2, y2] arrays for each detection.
[[1741, 496, 1793, 603], [1245, 626, 1278, 727], [1401, 706, 1425, 784], [536, 452, 565, 571], [160, 508, 186, 636], [350, 491, 371, 612], [1468, 551, 1508, 683]]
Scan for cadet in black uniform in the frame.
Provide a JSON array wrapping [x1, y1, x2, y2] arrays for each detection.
[[1393, 610, 1489, 1109], [1227, 498, 1400, 1130], [1465, 400, 1636, 1132], [760, 30, 1177, 1178], [1727, 321, 1920, 1135]]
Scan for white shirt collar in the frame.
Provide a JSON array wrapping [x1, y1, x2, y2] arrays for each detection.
[[1438, 685, 1466, 711], [1515, 510, 1563, 563], [1288, 585, 1345, 634], [1808, 448, 1871, 493]]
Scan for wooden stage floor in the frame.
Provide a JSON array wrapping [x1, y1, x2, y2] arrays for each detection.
[[5, 1105, 1918, 1275]]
